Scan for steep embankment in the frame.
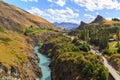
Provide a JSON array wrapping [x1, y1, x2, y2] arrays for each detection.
[[0, 29, 41, 79], [0, 1, 61, 79], [0, 1, 60, 32], [40, 36, 109, 80]]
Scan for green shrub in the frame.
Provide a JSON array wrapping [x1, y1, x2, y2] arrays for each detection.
[[24, 27, 36, 35], [81, 61, 109, 80], [0, 27, 4, 32], [0, 37, 11, 44], [103, 49, 114, 55], [79, 43, 90, 52], [99, 66, 109, 80], [117, 46, 120, 53]]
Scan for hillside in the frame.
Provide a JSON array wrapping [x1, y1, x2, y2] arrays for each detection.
[[78, 15, 120, 29], [54, 22, 79, 30], [40, 36, 109, 80], [0, 1, 61, 80], [0, 1, 60, 32], [0, 29, 42, 79]]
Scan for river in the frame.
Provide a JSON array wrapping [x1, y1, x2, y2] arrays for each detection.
[[34, 46, 51, 80]]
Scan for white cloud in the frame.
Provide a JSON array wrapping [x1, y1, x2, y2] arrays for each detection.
[[48, 0, 66, 7], [74, 0, 120, 11], [84, 14, 95, 20], [48, 0, 52, 2], [96, 12, 99, 15], [21, 0, 38, 2], [56, 0, 66, 7], [106, 18, 112, 20], [27, 7, 43, 16], [27, 7, 80, 24]]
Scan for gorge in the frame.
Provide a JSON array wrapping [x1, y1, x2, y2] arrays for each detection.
[[34, 46, 51, 80]]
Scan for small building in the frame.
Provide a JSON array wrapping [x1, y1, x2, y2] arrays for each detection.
[[109, 38, 115, 42]]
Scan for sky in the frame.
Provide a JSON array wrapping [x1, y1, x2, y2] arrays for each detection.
[[3, 0, 120, 24]]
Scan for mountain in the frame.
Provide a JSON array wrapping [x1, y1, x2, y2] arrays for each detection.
[[92, 15, 105, 23], [78, 15, 120, 29], [53, 22, 79, 30], [0, 1, 60, 32], [79, 21, 87, 28]]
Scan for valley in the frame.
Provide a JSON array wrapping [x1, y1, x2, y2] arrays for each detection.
[[0, 0, 120, 80]]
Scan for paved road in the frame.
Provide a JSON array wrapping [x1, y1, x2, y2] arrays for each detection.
[[64, 34, 120, 80], [91, 47, 120, 80], [102, 56, 120, 80]]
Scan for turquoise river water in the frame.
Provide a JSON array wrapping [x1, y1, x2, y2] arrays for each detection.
[[34, 46, 51, 80]]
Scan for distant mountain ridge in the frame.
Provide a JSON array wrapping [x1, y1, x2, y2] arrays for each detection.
[[53, 22, 79, 30], [0, 1, 60, 32], [78, 15, 120, 29]]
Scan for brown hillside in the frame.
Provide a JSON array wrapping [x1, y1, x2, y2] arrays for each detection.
[[0, 1, 60, 31]]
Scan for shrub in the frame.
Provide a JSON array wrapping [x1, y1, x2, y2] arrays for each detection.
[[0, 37, 11, 44], [81, 61, 109, 80], [79, 43, 90, 52], [117, 46, 120, 53], [0, 27, 4, 32], [24, 27, 35, 35], [103, 49, 114, 55]]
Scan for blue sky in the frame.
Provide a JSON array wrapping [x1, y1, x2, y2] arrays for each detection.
[[4, 0, 120, 24]]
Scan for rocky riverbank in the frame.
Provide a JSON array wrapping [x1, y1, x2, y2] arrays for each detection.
[[0, 31, 42, 80]]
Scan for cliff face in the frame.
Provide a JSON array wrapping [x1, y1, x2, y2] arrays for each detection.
[[0, 58, 41, 80], [50, 54, 81, 80], [0, 31, 42, 80]]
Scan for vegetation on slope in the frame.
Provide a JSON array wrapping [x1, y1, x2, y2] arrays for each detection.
[[24, 26, 56, 36], [40, 36, 109, 80], [69, 15, 120, 75], [70, 15, 120, 50], [0, 29, 41, 79]]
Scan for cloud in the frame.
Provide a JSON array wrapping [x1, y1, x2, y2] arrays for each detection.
[[27, 7, 43, 16], [48, 0, 52, 2], [96, 12, 99, 15], [106, 18, 112, 20], [21, 0, 38, 2], [48, 0, 66, 7], [74, 0, 120, 11], [84, 14, 95, 20], [27, 7, 80, 24]]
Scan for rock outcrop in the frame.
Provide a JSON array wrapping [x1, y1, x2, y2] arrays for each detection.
[[92, 15, 105, 23]]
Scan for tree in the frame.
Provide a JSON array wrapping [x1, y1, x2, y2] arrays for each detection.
[[99, 66, 109, 80]]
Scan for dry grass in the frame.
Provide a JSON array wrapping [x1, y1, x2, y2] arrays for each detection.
[[0, 1, 60, 31], [0, 31, 31, 67]]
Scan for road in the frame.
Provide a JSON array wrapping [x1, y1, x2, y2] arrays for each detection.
[[63, 33, 74, 41], [64, 34, 120, 80], [102, 56, 120, 80], [91, 47, 120, 80]]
